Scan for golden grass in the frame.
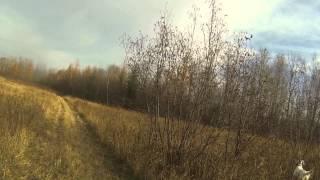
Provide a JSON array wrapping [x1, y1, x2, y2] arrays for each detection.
[[0, 77, 122, 179], [67, 97, 320, 180], [2, 75, 320, 179]]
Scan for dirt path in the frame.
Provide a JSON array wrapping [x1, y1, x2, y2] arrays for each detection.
[[64, 98, 139, 180]]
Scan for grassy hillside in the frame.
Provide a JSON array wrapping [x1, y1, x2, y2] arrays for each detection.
[[1, 76, 320, 179], [67, 97, 320, 179], [0, 77, 130, 179]]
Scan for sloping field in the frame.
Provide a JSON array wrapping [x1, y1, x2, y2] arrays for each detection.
[[0, 77, 131, 179], [2, 76, 320, 179], [67, 97, 320, 179]]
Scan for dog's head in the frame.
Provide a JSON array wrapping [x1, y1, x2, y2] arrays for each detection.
[[296, 160, 305, 166]]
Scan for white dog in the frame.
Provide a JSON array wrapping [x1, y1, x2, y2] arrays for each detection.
[[293, 160, 313, 180]]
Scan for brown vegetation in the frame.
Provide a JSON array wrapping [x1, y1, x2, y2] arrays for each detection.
[[67, 96, 320, 179], [0, 77, 130, 179]]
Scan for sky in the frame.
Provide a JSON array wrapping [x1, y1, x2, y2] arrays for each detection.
[[0, 0, 319, 68]]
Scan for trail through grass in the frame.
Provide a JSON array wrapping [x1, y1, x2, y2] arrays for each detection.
[[66, 97, 320, 179], [67, 98, 139, 180], [0, 76, 135, 179], [3, 76, 320, 179]]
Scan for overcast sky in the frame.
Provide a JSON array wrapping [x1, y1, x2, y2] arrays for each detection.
[[0, 0, 319, 68]]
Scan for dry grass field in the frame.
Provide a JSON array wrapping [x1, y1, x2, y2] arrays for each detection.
[[0, 76, 133, 179], [1, 75, 320, 179], [67, 97, 320, 179]]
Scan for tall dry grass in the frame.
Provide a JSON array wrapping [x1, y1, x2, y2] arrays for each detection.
[[1, 75, 320, 179], [0, 77, 121, 179], [67, 97, 320, 179]]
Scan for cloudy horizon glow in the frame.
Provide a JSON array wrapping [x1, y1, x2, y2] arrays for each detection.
[[0, 0, 319, 68]]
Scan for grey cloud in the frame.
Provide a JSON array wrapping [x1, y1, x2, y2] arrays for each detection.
[[252, 30, 320, 56], [0, 0, 188, 67], [274, 0, 320, 18], [245, 0, 320, 57]]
